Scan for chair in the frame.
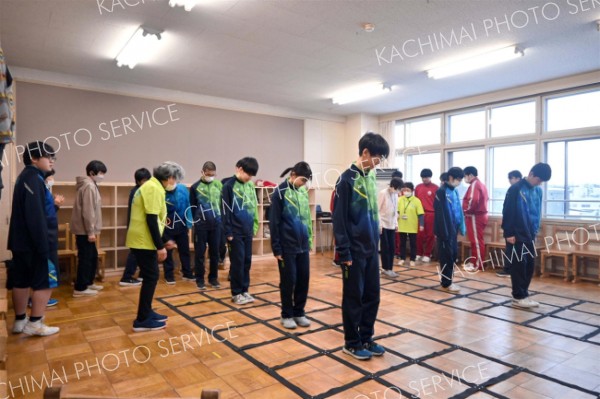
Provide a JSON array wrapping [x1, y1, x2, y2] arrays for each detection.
[[540, 225, 576, 281], [571, 226, 600, 283], [57, 223, 77, 282]]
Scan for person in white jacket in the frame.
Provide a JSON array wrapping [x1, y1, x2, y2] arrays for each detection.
[[71, 160, 107, 297], [378, 177, 403, 277]]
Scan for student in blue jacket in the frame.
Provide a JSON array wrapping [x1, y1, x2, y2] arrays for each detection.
[[163, 180, 194, 284], [502, 163, 551, 309], [333, 132, 389, 361], [434, 167, 466, 294], [269, 162, 313, 330]]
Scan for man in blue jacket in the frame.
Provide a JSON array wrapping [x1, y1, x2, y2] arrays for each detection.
[[502, 163, 551, 309], [434, 167, 466, 293], [163, 182, 193, 284]]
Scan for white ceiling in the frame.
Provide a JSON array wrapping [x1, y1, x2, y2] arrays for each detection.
[[0, 0, 599, 117]]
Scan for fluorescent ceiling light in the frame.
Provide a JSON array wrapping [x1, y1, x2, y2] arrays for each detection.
[[169, 0, 197, 11], [331, 83, 392, 105], [115, 26, 163, 69], [426, 46, 524, 79]]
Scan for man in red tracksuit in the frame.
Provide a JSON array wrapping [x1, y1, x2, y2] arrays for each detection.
[[415, 169, 438, 263], [462, 166, 489, 272]]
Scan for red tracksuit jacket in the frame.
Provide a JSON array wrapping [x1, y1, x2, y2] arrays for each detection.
[[462, 177, 488, 215]]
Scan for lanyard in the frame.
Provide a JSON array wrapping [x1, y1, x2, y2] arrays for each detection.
[[403, 197, 413, 213]]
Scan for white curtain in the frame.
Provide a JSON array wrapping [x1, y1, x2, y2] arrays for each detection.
[[379, 120, 396, 168]]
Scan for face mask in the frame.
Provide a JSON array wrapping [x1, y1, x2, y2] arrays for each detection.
[[46, 180, 54, 188], [165, 184, 176, 191], [404, 191, 412, 197], [451, 180, 461, 188], [93, 174, 104, 183], [204, 176, 215, 183]]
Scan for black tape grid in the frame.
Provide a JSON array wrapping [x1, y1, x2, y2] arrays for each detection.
[[374, 266, 600, 344]]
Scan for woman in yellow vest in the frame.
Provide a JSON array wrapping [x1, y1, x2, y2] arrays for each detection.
[[397, 182, 424, 268]]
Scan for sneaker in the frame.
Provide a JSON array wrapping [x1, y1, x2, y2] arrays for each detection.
[[137, 277, 144, 282], [496, 271, 511, 278], [409, 261, 415, 267], [232, 294, 250, 305], [23, 319, 60, 336], [364, 342, 385, 356], [73, 288, 98, 297], [441, 284, 461, 293], [197, 282, 207, 291], [343, 346, 373, 360], [332, 260, 340, 267], [280, 318, 297, 329], [47, 298, 59, 307], [151, 310, 168, 322], [464, 263, 479, 273], [209, 280, 221, 288], [165, 278, 176, 285], [422, 256, 431, 263], [88, 284, 103, 291], [383, 269, 398, 278], [243, 292, 255, 303], [293, 316, 311, 327], [397, 259, 405, 266], [218, 262, 225, 270], [120, 278, 142, 287], [182, 275, 195, 282], [512, 298, 537, 309], [12, 317, 28, 334], [528, 299, 540, 307], [415, 255, 422, 261], [133, 318, 166, 332]]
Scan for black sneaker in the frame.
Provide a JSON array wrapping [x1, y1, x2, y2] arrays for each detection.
[[197, 282, 207, 290], [209, 280, 221, 288], [182, 275, 195, 282], [120, 278, 142, 287], [151, 310, 168, 322], [364, 341, 385, 356], [342, 346, 373, 360], [133, 318, 166, 332], [165, 277, 176, 285], [496, 271, 511, 278]]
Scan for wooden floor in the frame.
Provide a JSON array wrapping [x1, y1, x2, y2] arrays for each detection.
[[6, 252, 600, 399]]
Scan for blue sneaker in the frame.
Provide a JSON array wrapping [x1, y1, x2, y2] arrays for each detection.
[[133, 318, 166, 332], [364, 341, 385, 356], [151, 310, 168, 322], [343, 346, 373, 360], [47, 298, 59, 307]]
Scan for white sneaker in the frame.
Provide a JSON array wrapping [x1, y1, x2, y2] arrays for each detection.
[[512, 298, 537, 309], [73, 288, 98, 297], [409, 261, 415, 267], [441, 284, 461, 293], [415, 256, 422, 261], [280, 318, 297, 329], [383, 269, 398, 277], [422, 256, 431, 263], [232, 294, 250, 305], [293, 316, 311, 327], [22, 319, 60, 336], [463, 263, 478, 273], [398, 260, 405, 266], [528, 299, 540, 307], [87, 284, 103, 291], [243, 292, 255, 303], [12, 317, 28, 334]]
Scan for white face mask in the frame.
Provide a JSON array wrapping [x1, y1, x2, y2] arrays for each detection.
[[204, 176, 215, 183], [404, 191, 412, 197], [46, 180, 54, 188], [92, 174, 104, 183], [165, 184, 176, 191]]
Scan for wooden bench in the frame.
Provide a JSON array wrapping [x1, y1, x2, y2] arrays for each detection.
[[44, 386, 220, 399], [540, 225, 576, 281], [571, 226, 600, 283]]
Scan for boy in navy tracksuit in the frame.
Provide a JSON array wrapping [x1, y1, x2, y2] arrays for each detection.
[[222, 157, 259, 305], [120, 168, 151, 286], [190, 161, 223, 290], [502, 163, 551, 309], [270, 162, 313, 330], [333, 132, 389, 361], [8, 141, 59, 336], [163, 182, 194, 284], [434, 167, 466, 293]]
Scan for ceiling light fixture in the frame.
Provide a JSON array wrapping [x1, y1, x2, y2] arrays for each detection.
[[362, 23, 375, 33], [168, 0, 197, 11], [115, 26, 163, 69], [331, 82, 392, 105], [426, 45, 524, 79]]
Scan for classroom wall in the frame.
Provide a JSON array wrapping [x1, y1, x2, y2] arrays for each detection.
[[13, 82, 304, 184]]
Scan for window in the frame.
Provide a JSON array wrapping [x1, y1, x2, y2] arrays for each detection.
[[448, 148, 485, 200], [546, 90, 600, 131], [545, 138, 600, 220], [405, 152, 441, 187], [448, 110, 485, 142], [490, 101, 536, 137], [489, 144, 536, 214], [405, 117, 441, 147], [395, 122, 405, 149]]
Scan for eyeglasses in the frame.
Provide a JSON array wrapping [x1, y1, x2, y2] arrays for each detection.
[[44, 155, 57, 161]]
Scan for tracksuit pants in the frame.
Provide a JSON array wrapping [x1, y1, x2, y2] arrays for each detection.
[[379, 228, 396, 271], [278, 251, 310, 318], [417, 212, 435, 257], [465, 213, 488, 270], [438, 236, 458, 288]]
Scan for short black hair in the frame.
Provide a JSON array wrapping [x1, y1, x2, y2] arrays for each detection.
[[390, 177, 403, 190], [134, 168, 151, 185], [530, 163, 552, 181], [203, 161, 216, 172], [358, 132, 390, 159], [236, 157, 259, 176], [280, 161, 312, 180], [86, 160, 107, 176], [508, 170, 522, 180], [392, 170, 403, 179], [463, 166, 478, 177], [447, 167, 464, 180], [23, 141, 55, 166], [440, 172, 448, 182], [420, 168, 433, 178], [403, 182, 415, 191]]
